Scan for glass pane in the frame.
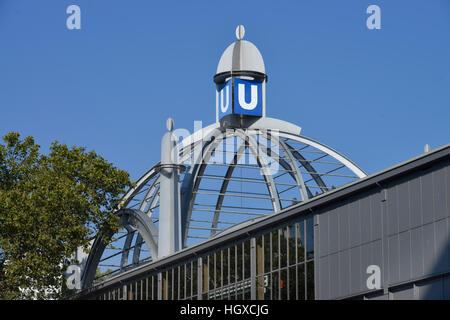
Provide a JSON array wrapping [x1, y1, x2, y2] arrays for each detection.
[[215, 251, 222, 289], [146, 278, 152, 300], [271, 231, 279, 271], [236, 243, 243, 282], [298, 264, 305, 300], [288, 225, 296, 266], [180, 266, 185, 300], [229, 282, 236, 300], [168, 270, 173, 300], [192, 260, 198, 298], [223, 248, 229, 286], [235, 281, 242, 299], [222, 285, 229, 300], [288, 266, 296, 300], [263, 234, 270, 273], [143, 279, 147, 300], [127, 283, 133, 300], [306, 217, 314, 260], [297, 221, 305, 263], [152, 275, 158, 300], [230, 246, 236, 283], [264, 274, 271, 300], [141, 280, 145, 300], [186, 263, 192, 298], [272, 271, 279, 300], [307, 261, 314, 300], [280, 269, 287, 300], [244, 280, 251, 299], [174, 267, 179, 300], [209, 255, 215, 291], [280, 228, 288, 268], [244, 241, 251, 279], [136, 280, 141, 300]]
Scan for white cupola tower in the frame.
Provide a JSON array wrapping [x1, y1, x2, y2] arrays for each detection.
[[215, 25, 267, 125]]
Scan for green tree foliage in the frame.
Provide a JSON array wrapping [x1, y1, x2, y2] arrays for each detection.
[[0, 132, 132, 299], [94, 267, 114, 284]]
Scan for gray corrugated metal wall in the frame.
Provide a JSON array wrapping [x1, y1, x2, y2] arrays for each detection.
[[316, 158, 449, 300]]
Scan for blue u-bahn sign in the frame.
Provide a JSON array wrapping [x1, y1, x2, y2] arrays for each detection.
[[217, 78, 263, 119], [233, 78, 262, 116], [217, 81, 231, 118]]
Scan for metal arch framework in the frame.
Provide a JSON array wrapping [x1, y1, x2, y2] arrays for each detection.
[[235, 129, 281, 212], [139, 177, 160, 213], [126, 177, 161, 262], [180, 127, 228, 246], [168, 126, 366, 245], [179, 128, 291, 244], [283, 142, 328, 193], [283, 133, 367, 179], [81, 208, 158, 289], [121, 166, 160, 209], [210, 140, 248, 237], [81, 119, 367, 289], [120, 225, 134, 269], [278, 138, 309, 201], [209, 130, 311, 237]]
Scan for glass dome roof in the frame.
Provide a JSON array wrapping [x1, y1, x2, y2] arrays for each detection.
[[81, 122, 366, 287]]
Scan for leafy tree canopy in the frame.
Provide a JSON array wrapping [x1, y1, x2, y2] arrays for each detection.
[[0, 132, 132, 299]]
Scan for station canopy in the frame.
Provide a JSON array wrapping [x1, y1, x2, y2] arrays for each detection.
[[80, 26, 367, 289]]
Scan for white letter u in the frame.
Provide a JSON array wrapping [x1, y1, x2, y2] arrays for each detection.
[[220, 85, 229, 112], [238, 83, 258, 110]]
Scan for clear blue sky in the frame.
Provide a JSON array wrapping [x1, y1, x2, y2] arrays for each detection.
[[1, 0, 449, 181]]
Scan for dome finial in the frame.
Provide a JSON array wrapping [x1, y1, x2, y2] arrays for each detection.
[[166, 117, 174, 132], [235, 25, 245, 40]]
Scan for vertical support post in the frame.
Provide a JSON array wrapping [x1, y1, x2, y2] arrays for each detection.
[[198, 257, 203, 300], [158, 118, 182, 258], [202, 256, 209, 298], [250, 237, 256, 299], [313, 215, 319, 300], [157, 272, 162, 300], [381, 187, 388, 296], [216, 88, 219, 123], [262, 80, 266, 117]]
